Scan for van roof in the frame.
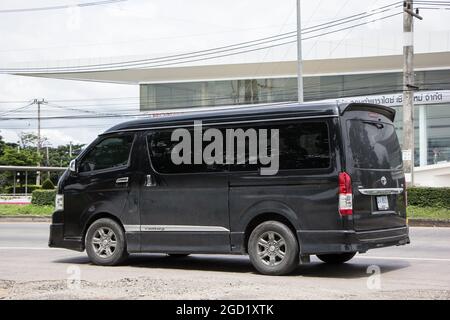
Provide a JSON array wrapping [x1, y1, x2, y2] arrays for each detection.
[[103, 101, 395, 134], [104, 101, 341, 134]]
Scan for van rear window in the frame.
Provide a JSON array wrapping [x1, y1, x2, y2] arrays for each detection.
[[347, 120, 402, 169]]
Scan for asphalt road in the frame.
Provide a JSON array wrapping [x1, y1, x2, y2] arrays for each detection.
[[0, 223, 449, 299]]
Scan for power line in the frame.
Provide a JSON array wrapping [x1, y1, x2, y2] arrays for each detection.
[[0, 101, 34, 116], [45, 102, 125, 117], [0, 0, 127, 14], [2, 75, 448, 114], [2, 78, 449, 119], [0, 2, 403, 73], [1, 84, 448, 121], [115, 12, 403, 71]]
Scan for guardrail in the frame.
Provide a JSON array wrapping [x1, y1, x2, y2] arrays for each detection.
[[0, 165, 67, 195]]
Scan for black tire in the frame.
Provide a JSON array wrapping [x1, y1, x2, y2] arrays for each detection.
[[167, 253, 190, 258], [316, 252, 356, 264], [248, 221, 299, 276], [85, 218, 128, 266]]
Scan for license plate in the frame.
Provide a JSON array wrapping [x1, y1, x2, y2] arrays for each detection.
[[377, 196, 389, 210]]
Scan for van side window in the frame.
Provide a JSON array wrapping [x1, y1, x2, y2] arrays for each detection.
[[79, 135, 134, 173], [279, 122, 330, 170], [230, 121, 330, 171], [147, 130, 227, 174]]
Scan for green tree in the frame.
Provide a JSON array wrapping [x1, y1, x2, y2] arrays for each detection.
[[0, 146, 41, 166], [41, 178, 55, 190], [18, 132, 48, 149], [0, 134, 6, 156]]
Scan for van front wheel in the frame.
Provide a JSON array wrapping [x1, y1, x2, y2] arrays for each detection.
[[85, 218, 128, 266], [248, 221, 299, 276], [316, 252, 356, 264]]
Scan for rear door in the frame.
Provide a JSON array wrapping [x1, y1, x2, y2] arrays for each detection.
[[341, 105, 407, 231]]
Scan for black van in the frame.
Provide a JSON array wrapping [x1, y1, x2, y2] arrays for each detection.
[[49, 102, 409, 275]]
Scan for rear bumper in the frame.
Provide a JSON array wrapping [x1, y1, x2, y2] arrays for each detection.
[[298, 225, 409, 255], [48, 222, 84, 252]]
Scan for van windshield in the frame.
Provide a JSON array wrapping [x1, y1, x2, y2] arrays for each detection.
[[347, 119, 402, 170]]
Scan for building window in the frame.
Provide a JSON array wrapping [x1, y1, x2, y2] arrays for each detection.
[[427, 103, 450, 165]]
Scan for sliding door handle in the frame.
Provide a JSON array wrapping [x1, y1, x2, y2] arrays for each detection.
[[115, 177, 129, 184]]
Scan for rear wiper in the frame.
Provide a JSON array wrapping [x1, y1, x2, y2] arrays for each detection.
[[363, 121, 384, 129]]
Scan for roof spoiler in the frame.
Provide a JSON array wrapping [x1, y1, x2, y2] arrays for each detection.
[[339, 102, 396, 122]]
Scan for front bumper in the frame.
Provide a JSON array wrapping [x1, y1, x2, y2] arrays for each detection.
[[48, 211, 84, 251], [298, 226, 410, 255]]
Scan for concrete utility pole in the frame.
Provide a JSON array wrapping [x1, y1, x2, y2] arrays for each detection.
[[34, 98, 46, 185], [402, 0, 422, 186], [296, 0, 304, 103], [46, 146, 50, 179]]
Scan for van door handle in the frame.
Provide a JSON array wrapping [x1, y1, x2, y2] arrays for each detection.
[[115, 177, 129, 184]]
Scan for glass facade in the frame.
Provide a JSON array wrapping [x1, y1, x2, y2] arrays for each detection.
[[140, 69, 450, 167], [425, 103, 450, 165]]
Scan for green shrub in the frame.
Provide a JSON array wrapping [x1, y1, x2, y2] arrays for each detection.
[[31, 189, 56, 206], [407, 187, 450, 209], [5, 185, 41, 194], [41, 179, 55, 190]]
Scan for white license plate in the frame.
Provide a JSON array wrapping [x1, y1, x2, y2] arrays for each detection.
[[376, 196, 389, 210]]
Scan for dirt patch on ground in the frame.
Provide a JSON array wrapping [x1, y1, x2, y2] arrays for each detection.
[[1, 278, 449, 300]]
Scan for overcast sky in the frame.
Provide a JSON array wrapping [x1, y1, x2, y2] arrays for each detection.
[[0, 0, 449, 146]]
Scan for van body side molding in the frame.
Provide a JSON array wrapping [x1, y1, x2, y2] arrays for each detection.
[[124, 225, 230, 232], [358, 188, 404, 195]]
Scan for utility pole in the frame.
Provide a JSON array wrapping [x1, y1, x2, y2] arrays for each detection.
[[69, 141, 73, 158], [34, 98, 46, 185], [46, 146, 50, 179], [296, 0, 304, 103], [402, 1, 422, 186]]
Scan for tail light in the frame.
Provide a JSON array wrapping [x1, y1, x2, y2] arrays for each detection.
[[339, 172, 353, 216]]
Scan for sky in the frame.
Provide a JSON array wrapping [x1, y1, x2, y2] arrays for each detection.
[[0, 0, 449, 146]]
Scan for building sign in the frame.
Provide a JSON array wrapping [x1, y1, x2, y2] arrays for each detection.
[[333, 90, 450, 107]]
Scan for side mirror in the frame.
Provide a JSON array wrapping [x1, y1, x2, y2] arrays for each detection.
[[69, 159, 78, 174]]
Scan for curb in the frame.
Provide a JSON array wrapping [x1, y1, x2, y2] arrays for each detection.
[[408, 218, 450, 227], [0, 216, 51, 222]]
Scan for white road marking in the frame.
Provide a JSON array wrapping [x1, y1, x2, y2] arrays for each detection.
[[356, 255, 450, 262]]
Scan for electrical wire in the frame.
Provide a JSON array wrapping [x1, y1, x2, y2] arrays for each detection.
[[0, 101, 34, 116], [0, 2, 403, 73], [0, 0, 127, 14], [1, 84, 448, 121]]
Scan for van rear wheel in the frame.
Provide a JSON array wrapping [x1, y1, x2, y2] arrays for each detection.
[[316, 252, 356, 264], [248, 221, 299, 276], [85, 218, 128, 266]]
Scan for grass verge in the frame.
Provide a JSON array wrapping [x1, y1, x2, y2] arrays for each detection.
[[0, 204, 53, 216], [407, 206, 450, 220]]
